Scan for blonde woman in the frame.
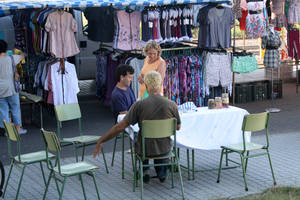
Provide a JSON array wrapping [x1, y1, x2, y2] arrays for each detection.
[[138, 41, 166, 98]]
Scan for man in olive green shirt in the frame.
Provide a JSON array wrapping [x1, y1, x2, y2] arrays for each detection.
[[94, 71, 181, 183]]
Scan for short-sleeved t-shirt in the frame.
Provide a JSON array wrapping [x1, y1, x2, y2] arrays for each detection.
[[124, 94, 181, 156], [0, 55, 22, 98], [111, 86, 136, 121]]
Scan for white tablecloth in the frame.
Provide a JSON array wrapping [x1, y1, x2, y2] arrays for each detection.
[[117, 106, 250, 150]]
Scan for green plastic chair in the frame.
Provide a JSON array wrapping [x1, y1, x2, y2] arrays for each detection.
[[133, 118, 185, 200], [111, 131, 134, 179], [217, 112, 276, 191], [54, 103, 108, 173], [2, 121, 55, 200], [41, 129, 101, 200]]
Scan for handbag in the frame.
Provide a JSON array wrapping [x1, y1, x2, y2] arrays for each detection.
[[9, 55, 21, 93]]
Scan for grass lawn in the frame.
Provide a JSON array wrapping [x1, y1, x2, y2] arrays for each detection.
[[229, 187, 300, 200]]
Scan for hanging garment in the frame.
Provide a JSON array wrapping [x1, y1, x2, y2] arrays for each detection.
[[163, 54, 204, 107], [233, 0, 243, 19], [203, 52, 232, 95], [104, 55, 120, 106], [232, 54, 258, 73], [245, 0, 267, 38], [271, 0, 286, 28], [95, 53, 108, 101], [262, 26, 281, 68], [113, 10, 142, 51], [50, 61, 80, 105], [84, 7, 114, 42], [288, 0, 300, 24], [239, 9, 248, 31], [128, 57, 144, 99], [141, 9, 152, 42], [287, 29, 300, 59], [45, 10, 80, 58], [197, 6, 233, 49]]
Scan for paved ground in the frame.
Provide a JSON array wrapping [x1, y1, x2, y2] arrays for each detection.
[[1, 78, 300, 199]]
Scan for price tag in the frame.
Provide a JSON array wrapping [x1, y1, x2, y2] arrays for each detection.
[[148, 22, 153, 28], [190, 19, 193, 25], [169, 20, 173, 26]]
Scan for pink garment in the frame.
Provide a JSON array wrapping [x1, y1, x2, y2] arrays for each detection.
[[45, 11, 80, 58], [114, 10, 142, 50], [240, 0, 248, 10], [47, 65, 54, 104]]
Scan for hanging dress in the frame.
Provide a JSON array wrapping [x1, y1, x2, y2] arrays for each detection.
[[138, 56, 165, 99]]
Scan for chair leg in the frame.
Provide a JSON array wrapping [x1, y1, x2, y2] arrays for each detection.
[[225, 149, 229, 166], [122, 132, 125, 179], [81, 144, 86, 161], [40, 162, 47, 186], [171, 158, 174, 188], [176, 157, 185, 200], [133, 155, 138, 192], [129, 137, 134, 173], [266, 149, 276, 185], [43, 171, 53, 200], [59, 177, 67, 200], [217, 149, 225, 183], [91, 172, 101, 200], [79, 174, 87, 200], [245, 151, 250, 173], [240, 155, 248, 191], [3, 160, 14, 198], [186, 149, 190, 180], [73, 143, 79, 162], [192, 150, 195, 180], [111, 137, 118, 167], [101, 148, 109, 174], [139, 160, 144, 200], [15, 164, 26, 200]]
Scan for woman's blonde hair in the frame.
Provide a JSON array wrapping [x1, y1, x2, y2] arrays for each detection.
[[144, 71, 162, 92], [143, 40, 162, 56]]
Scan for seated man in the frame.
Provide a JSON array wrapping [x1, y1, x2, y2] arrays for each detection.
[[94, 71, 181, 183], [111, 64, 136, 122]]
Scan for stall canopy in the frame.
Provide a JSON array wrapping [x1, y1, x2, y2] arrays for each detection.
[[0, 0, 230, 13]]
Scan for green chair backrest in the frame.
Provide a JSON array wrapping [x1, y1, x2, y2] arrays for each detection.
[[3, 121, 20, 142], [41, 129, 62, 172], [242, 112, 269, 132], [142, 118, 177, 139], [141, 118, 177, 160], [241, 112, 270, 150], [54, 103, 82, 122], [54, 103, 83, 139], [41, 129, 61, 152], [3, 121, 21, 161]]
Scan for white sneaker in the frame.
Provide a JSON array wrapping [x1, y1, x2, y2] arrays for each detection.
[[19, 127, 27, 135]]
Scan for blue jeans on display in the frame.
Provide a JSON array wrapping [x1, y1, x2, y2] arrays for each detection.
[[0, 93, 22, 128]]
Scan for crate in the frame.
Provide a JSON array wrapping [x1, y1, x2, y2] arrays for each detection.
[[234, 80, 282, 104]]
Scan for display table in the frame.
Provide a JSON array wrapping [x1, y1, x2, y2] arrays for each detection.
[[118, 106, 250, 180], [176, 106, 250, 150], [118, 106, 250, 149]]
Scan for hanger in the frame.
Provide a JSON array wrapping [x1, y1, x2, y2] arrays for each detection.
[[125, 6, 134, 13], [216, 4, 224, 9]]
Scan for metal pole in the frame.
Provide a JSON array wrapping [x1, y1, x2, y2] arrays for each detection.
[[266, 68, 280, 113]]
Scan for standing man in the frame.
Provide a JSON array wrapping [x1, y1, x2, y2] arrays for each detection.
[[94, 71, 181, 183], [111, 64, 136, 122], [0, 40, 24, 135]]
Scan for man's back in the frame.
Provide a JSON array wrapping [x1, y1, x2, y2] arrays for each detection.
[[125, 94, 180, 156]]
